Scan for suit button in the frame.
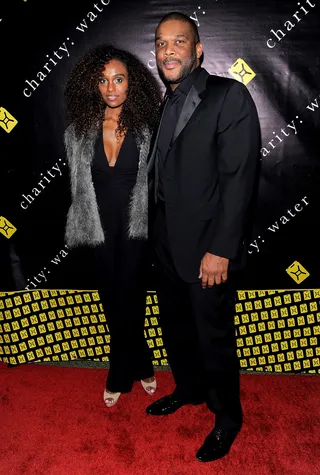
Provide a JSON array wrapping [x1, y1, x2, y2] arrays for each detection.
[[166, 176, 172, 181]]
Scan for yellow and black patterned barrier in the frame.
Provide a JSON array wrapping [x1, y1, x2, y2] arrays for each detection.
[[236, 290, 320, 373], [0, 289, 319, 373]]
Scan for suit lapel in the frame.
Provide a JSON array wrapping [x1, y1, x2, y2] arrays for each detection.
[[147, 96, 170, 173], [171, 68, 210, 147], [147, 68, 210, 173], [171, 86, 201, 146]]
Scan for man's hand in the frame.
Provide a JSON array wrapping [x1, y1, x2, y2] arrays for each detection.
[[199, 252, 229, 288]]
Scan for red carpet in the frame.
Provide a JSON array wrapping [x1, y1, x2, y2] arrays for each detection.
[[1, 362, 319, 475]]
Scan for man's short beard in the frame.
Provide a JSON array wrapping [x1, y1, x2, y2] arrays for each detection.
[[158, 50, 197, 85]]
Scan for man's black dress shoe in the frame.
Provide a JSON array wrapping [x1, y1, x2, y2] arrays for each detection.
[[146, 393, 204, 415], [196, 427, 240, 462]]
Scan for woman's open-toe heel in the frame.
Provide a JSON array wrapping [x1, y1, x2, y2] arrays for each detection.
[[103, 389, 121, 407], [141, 376, 157, 395]]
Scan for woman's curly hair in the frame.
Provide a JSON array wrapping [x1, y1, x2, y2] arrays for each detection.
[[64, 44, 162, 141]]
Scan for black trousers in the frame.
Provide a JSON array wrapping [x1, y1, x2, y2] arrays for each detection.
[[152, 201, 242, 430], [94, 235, 154, 393]]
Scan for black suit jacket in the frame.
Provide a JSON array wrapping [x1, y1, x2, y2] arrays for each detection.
[[148, 68, 261, 283]]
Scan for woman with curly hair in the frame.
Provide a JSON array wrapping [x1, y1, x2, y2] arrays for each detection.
[[63, 44, 162, 407]]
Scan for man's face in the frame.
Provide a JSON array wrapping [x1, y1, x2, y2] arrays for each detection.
[[155, 19, 203, 87]]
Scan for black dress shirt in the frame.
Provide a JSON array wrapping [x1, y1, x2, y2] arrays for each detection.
[[157, 66, 202, 201]]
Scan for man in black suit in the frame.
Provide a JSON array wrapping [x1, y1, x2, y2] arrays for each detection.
[[146, 12, 261, 462]]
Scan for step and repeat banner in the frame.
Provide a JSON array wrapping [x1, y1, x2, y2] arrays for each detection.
[[0, 0, 319, 372]]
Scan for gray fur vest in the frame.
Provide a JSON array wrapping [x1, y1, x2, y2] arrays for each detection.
[[64, 124, 151, 248]]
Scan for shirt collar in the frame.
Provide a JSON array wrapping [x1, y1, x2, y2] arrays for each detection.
[[166, 66, 202, 98]]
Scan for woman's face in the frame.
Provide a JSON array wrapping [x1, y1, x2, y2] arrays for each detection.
[[98, 59, 128, 108]]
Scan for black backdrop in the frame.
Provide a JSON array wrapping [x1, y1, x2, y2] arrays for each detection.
[[1, 0, 320, 292]]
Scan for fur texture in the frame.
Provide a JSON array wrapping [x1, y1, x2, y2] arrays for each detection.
[[64, 124, 151, 248]]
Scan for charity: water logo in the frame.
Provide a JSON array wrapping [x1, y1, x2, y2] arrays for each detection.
[[0, 216, 17, 238], [228, 59, 256, 85], [0, 107, 18, 133], [286, 261, 310, 284]]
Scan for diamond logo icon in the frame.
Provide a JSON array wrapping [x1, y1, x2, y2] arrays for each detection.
[[0, 107, 18, 133], [0, 216, 17, 239], [286, 261, 310, 284], [229, 58, 256, 85]]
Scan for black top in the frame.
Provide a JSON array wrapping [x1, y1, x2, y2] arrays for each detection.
[[91, 129, 139, 234], [157, 66, 202, 201]]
